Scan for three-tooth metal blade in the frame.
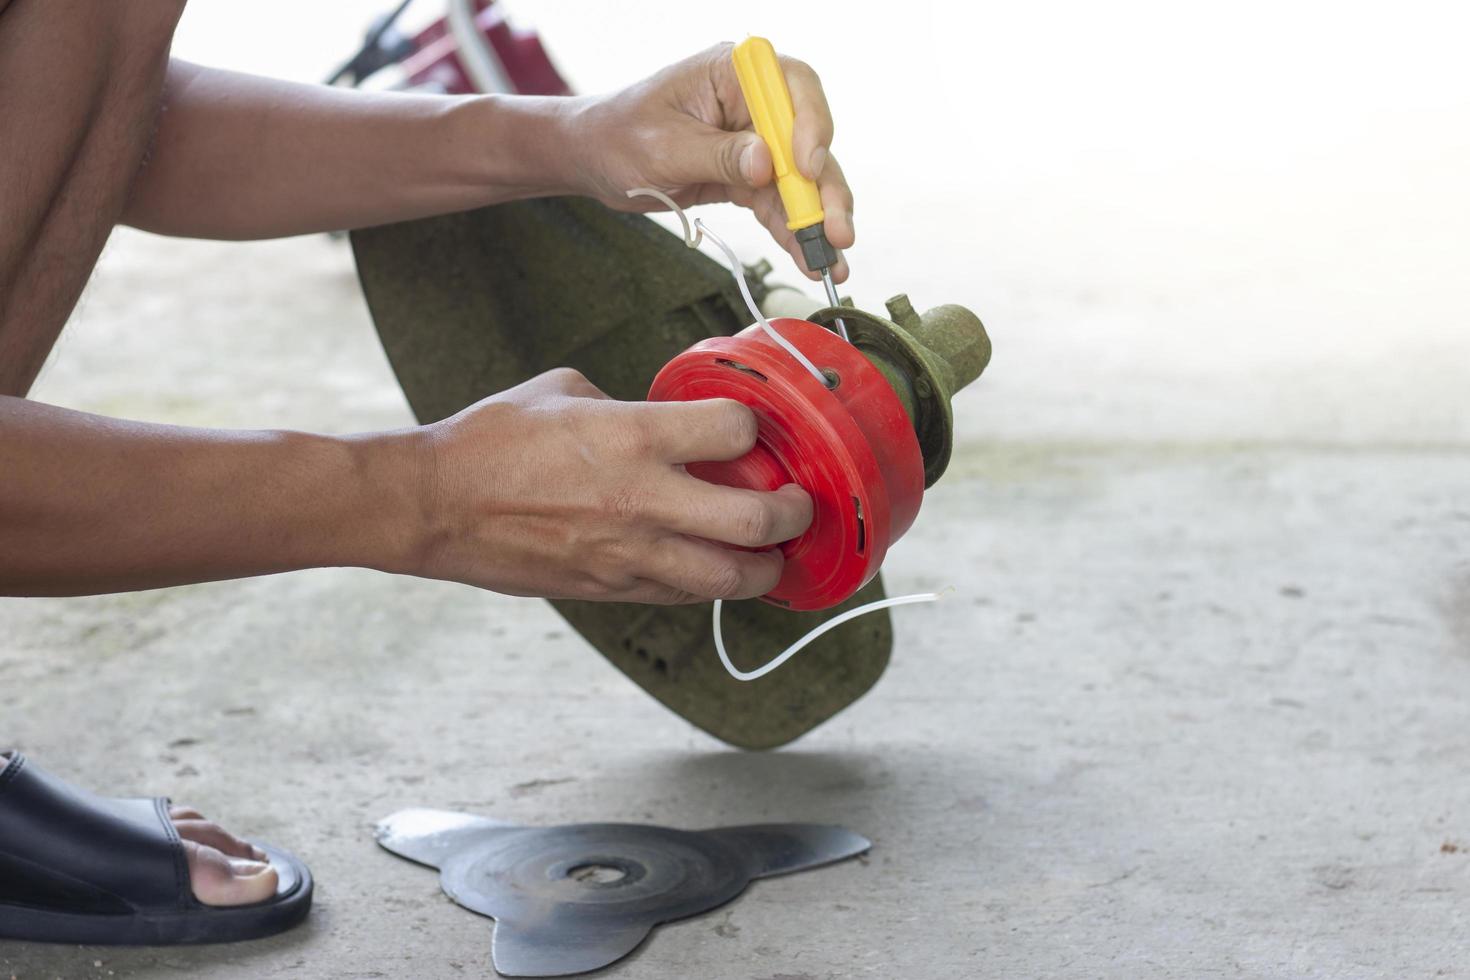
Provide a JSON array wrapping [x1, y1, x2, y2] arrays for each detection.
[[376, 812, 870, 977]]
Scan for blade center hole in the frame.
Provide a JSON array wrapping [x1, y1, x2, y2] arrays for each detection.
[[567, 863, 628, 885]]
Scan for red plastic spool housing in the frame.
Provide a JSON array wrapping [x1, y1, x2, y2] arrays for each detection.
[[648, 318, 925, 611]]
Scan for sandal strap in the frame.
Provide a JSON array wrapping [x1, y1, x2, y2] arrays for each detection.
[[0, 753, 190, 913]]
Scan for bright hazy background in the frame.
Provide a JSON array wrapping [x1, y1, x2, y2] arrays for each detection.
[[165, 0, 1469, 445]]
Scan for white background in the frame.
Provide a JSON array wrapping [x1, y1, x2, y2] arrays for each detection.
[[166, 0, 1470, 442]]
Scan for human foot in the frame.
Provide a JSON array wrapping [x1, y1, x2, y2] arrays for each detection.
[[168, 803, 280, 906], [0, 753, 277, 907]]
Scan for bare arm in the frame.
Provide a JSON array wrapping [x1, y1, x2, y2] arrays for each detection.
[[0, 375, 811, 601], [0, 394, 421, 595], [122, 60, 578, 239], [123, 47, 856, 277]]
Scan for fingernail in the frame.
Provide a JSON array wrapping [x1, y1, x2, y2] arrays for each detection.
[[740, 140, 759, 185], [250, 846, 267, 861], [807, 145, 828, 178], [230, 859, 270, 876]]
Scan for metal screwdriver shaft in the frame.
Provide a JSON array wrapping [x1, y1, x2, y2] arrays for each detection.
[[795, 225, 849, 341], [822, 272, 848, 341], [820, 268, 842, 310]]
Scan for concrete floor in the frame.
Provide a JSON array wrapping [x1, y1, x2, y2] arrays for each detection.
[[2, 218, 1467, 979], [4, 5, 1470, 976]]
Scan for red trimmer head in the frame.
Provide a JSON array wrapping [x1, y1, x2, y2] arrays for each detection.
[[650, 318, 923, 610]]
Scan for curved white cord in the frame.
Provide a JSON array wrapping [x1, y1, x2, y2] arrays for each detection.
[[626, 188, 828, 386], [713, 592, 941, 681], [625, 187, 945, 681], [627, 186, 699, 247]]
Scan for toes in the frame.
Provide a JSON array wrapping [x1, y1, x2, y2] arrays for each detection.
[[183, 839, 278, 907], [173, 818, 263, 861]]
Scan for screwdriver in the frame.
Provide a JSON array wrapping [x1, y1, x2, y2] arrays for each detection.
[[731, 36, 849, 341]]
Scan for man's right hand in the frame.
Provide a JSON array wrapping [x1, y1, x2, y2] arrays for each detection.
[[397, 368, 813, 605]]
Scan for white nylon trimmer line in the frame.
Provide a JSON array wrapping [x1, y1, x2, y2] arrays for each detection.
[[627, 189, 942, 682]]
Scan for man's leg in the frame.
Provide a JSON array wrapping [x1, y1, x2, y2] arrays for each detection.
[[0, 0, 278, 905], [0, 0, 172, 395]]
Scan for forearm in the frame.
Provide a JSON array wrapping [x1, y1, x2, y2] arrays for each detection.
[[0, 396, 426, 596], [123, 60, 586, 239]]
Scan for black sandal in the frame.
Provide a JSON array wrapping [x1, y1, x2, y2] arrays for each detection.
[[0, 752, 312, 944]]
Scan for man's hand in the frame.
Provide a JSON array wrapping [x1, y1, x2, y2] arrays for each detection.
[[567, 43, 856, 284], [405, 369, 813, 604]]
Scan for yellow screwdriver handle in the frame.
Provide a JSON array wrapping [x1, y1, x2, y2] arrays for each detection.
[[732, 36, 825, 232]]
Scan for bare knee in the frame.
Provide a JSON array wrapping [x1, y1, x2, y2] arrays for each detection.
[[0, 0, 186, 395]]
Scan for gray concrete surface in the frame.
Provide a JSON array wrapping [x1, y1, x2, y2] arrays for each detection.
[[3, 222, 1467, 979], [4, 4, 1470, 978]]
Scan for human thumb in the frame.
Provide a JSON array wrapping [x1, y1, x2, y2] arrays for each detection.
[[692, 130, 768, 188]]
